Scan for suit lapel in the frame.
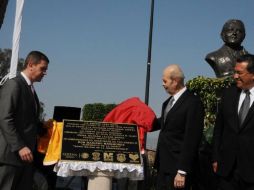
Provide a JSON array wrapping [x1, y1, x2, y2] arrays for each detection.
[[163, 90, 189, 124], [162, 97, 171, 129], [34, 91, 40, 117], [233, 86, 254, 131], [232, 88, 241, 131], [17, 75, 38, 115], [168, 90, 189, 114], [162, 98, 170, 112], [239, 97, 254, 131]]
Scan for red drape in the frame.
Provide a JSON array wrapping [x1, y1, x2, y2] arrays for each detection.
[[103, 97, 156, 152]]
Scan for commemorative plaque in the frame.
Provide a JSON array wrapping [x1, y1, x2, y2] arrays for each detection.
[[60, 120, 141, 165]]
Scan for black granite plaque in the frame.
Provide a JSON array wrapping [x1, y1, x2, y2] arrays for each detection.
[[60, 120, 141, 164]]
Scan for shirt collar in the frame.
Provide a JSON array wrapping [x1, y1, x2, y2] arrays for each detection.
[[21, 72, 32, 85], [172, 86, 187, 102], [246, 87, 254, 96]]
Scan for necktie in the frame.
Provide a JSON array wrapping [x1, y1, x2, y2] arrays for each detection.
[[30, 85, 35, 95], [164, 97, 174, 121], [30, 85, 38, 112], [239, 90, 250, 126]]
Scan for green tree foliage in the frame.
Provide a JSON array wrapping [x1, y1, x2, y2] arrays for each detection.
[[186, 76, 234, 142], [0, 48, 24, 80], [39, 102, 46, 122], [82, 103, 117, 121]]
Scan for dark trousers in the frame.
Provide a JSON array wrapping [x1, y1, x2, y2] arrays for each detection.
[[193, 141, 218, 190], [34, 152, 57, 190], [113, 178, 138, 190], [218, 168, 254, 190], [156, 171, 190, 190], [0, 163, 34, 190]]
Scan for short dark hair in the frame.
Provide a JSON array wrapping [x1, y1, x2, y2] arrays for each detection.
[[23, 51, 49, 69], [236, 54, 254, 73]]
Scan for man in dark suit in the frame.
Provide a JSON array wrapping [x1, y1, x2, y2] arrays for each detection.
[[212, 54, 254, 190], [0, 51, 50, 190], [154, 64, 204, 190]]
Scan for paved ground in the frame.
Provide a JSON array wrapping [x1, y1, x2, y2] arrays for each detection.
[[55, 177, 119, 190], [56, 176, 86, 190]]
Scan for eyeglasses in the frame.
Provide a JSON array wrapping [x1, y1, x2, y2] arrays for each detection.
[[233, 71, 251, 76]]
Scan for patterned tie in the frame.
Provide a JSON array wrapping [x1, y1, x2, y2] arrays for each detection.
[[164, 97, 174, 122], [239, 90, 250, 126]]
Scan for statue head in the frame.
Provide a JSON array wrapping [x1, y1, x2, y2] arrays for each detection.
[[221, 19, 245, 47]]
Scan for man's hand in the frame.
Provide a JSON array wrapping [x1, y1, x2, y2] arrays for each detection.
[[212, 162, 218, 173], [174, 172, 186, 188], [18, 147, 33, 163]]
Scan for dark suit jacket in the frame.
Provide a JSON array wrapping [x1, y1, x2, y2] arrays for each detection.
[[155, 89, 204, 174], [0, 74, 41, 166], [212, 85, 254, 183]]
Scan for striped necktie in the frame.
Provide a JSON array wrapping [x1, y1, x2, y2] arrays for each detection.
[[164, 97, 174, 121], [239, 90, 250, 126]]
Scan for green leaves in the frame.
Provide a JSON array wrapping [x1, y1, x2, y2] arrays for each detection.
[[82, 103, 117, 121], [186, 76, 234, 143], [0, 48, 24, 80]]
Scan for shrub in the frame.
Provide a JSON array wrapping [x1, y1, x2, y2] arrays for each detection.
[[82, 103, 117, 121], [186, 76, 234, 143]]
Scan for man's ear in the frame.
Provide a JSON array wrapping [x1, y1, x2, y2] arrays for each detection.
[[27, 61, 35, 71], [174, 77, 181, 84]]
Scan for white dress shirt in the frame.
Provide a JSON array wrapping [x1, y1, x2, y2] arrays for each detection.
[[238, 87, 254, 113], [170, 87, 188, 175], [21, 72, 32, 86]]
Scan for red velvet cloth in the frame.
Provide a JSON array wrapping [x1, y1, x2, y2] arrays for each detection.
[[103, 97, 156, 151]]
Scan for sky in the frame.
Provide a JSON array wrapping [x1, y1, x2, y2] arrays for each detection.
[[0, 0, 254, 149]]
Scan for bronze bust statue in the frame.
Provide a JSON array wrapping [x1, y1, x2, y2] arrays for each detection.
[[205, 19, 248, 78]]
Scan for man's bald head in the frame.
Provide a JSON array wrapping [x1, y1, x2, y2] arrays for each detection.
[[162, 64, 185, 95], [163, 64, 185, 81]]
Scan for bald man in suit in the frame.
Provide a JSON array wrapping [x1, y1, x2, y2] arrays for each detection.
[[154, 64, 204, 190]]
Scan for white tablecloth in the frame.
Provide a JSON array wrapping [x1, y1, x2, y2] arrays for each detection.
[[54, 160, 144, 180]]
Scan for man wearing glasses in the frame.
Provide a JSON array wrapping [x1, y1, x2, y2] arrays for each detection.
[[212, 54, 254, 190]]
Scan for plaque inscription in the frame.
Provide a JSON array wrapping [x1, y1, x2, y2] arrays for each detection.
[[61, 120, 141, 164]]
